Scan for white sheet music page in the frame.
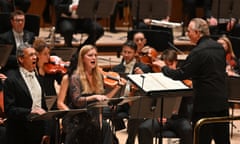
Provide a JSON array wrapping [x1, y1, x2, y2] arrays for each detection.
[[127, 73, 189, 93]]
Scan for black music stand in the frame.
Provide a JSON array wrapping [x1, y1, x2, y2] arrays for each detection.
[[76, 0, 117, 19], [29, 109, 87, 144], [127, 29, 173, 52], [128, 73, 192, 144], [76, 0, 117, 41], [0, 44, 13, 70], [131, 0, 172, 29]]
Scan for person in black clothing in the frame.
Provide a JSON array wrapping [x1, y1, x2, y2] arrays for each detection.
[[0, 0, 31, 13], [3, 43, 49, 144], [0, 10, 35, 73], [33, 38, 64, 144], [55, 0, 104, 48], [138, 49, 193, 144], [153, 18, 230, 144]]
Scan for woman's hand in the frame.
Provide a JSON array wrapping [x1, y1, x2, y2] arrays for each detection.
[[152, 60, 166, 68], [95, 95, 108, 102]]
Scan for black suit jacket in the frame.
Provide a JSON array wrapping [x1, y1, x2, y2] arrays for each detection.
[[0, 30, 35, 73], [162, 36, 229, 113], [3, 69, 48, 143], [112, 60, 152, 74]]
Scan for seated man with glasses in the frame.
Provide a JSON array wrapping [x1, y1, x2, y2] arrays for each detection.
[[0, 10, 35, 73]]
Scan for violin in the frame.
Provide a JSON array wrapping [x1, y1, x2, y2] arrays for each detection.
[[99, 68, 121, 87], [138, 46, 160, 72], [44, 56, 70, 74]]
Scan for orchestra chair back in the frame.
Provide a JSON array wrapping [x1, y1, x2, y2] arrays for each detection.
[[127, 29, 173, 52], [226, 76, 240, 137], [229, 36, 240, 59], [0, 12, 40, 36]]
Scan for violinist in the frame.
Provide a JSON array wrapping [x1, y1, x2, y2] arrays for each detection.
[[111, 40, 152, 144], [133, 32, 160, 72], [217, 35, 239, 76], [33, 38, 63, 144], [133, 32, 147, 54], [33, 38, 63, 100]]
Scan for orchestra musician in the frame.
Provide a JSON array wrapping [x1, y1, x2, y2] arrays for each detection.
[[111, 40, 151, 144], [0, 10, 35, 73], [138, 49, 193, 144], [55, 0, 104, 48], [153, 18, 230, 144], [33, 38, 64, 144], [63, 45, 126, 144], [3, 43, 49, 144], [33, 38, 63, 100], [217, 35, 239, 77]]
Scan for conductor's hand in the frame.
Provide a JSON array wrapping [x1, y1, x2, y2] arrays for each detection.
[[153, 60, 166, 69], [31, 107, 46, 115]]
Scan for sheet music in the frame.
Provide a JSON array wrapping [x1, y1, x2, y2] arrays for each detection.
[[127, 73, 189, 93], [150, 19, 182, 28]]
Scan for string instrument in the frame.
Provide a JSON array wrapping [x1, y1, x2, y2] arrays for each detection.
[[44, 56, 70, 75], [226, 53, 237, 67], [138, 46, 160, 72], [99, 68, 121, 87]]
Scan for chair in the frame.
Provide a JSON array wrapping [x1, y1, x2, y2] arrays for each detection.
[[0, 12, 40, 36], [226, 76, 240, 137], [127, 29, 173, 52], [228, 36, 240, 59]]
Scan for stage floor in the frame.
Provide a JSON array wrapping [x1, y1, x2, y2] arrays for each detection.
[[39, 26, 195, 54]]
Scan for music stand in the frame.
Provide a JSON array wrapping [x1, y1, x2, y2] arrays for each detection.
[[29, 109, 87, 144], [76, 0, 117, 42], [0, 44, 13, 70], [128, 73, 192, 144], [129, 96, 181, 119]]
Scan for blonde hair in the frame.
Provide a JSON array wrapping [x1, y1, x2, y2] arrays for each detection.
[[218, 35, 236, 58], [75, 45, 104, 94]]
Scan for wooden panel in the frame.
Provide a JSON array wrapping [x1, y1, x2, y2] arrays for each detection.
[[27, 0, 46, 27]]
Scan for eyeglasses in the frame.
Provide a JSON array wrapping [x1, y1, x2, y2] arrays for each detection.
[[13, 18, 25, 23]]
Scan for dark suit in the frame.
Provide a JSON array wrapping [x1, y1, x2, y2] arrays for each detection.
[[0, 30, 35, 73], [55, 0, 104, 48], [3, 69, 48, 144], [112, 60, 152, 74], [161, 36, 230, 144], [112, 60, 152, 144]]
